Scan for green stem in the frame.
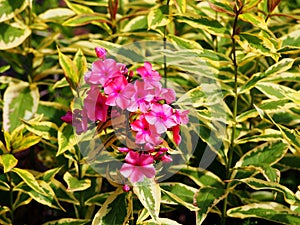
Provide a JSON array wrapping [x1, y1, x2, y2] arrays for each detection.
[[221, 4, 241, 225], [163, 0, 170, 88], [7, 173, 14, 223]]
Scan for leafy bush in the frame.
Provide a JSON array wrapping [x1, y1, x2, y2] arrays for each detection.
[[0, 0, 300, 225]]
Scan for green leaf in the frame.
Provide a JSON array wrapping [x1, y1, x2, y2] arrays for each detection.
[[178, 16, 231, 37], [0, 22, 31, 50], [227, 202, 300, 225], [239, 177, 300, 205], [43, 218, 90, 225], [57, 123, 76, 156], [22, 120, 58, 141], [178, 166, 224, 188], [38, 8, 75, 22], [11, 134, 42, 153], [3, 81, 39, 132], [0, 0, 27, 22], [63, 171, 91, 192], [239, 13, 268, 31], [277, 124, 300, 154], [14, 181, 65, 211], [148, 5, 169, 30], [0, 65, 10, 73], [280, 30, 300, 48], [73, 48, 87, 82], [64, 0, 94, 14], [160, 182, 199, 211], [12, 192, 32, 209], [12, 168, 46, 195], [141, 218, 182, 225], [85, 192, 111, 206], [195, 187, 226, 225], [240, 58, 294, 93], [63, 13, 109, 27], [208, 0, 235, 15], [173, 0, 186, 14], [235, 141, 288, 168], [123, 16, 148, 32], [133, 178, 161, 223], [57, 48, 77, 90], [92, 189, 131, 225], [168, 34, 202, 50], [256, 82, 296, 100], [0, 154, 18, 173]]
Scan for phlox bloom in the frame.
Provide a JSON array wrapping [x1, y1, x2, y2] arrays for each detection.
[[126, 80, 155, 112], [130, 116, 162, 146], [136, 62, 161, 89], [145, 103, 177, 134], [85, 58, 121, 86], [104, 76, 134, 109], [120, 151, 156, 183], [84, 87, 108, 122]]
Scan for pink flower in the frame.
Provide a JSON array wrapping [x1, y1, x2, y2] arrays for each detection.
[[84, 87, 108, 122], [126, 80, 155, 112], [120, 151, 156, 183], [61, 111, 72, 123], [131, 116, 162, 146], [72, 109, 88, 134], [174, 109, 189, 124], [145, 103, 177, 134], [85, 59, 122, 86], [136, 62, 161, 89], [95, 47, 106, 59], [104, 76, 134, 109], [171, 124, 181, 145], [159, 88, 176, 104]]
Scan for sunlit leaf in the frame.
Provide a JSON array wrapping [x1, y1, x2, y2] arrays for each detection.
[[0, 22, 31, 50], [57, 123, 76, 156], [0, 154, 18, 173], [64, 0, 94, 14], [3, 81, 39, 132], [195, 186, 226, 225], [63, 13, 109, 27], [133, 178, 161, 223], [42, 218, 90, 225], [141, 218, 182, 225], [63, 171, 91, 192], [92, 188, 131, 225], [148, 5, 169, 30], [238, 178, 300, 205], [173, 0, 186, 14], [38, 8, 75, 22], [228, 202, 300, 224], [0, 0, 27, 22], [178, 166, 224, 188]]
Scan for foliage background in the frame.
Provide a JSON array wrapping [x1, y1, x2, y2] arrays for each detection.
[[0, 0, 300, 225]]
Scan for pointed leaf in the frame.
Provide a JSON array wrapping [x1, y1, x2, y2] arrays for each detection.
[[57, 123, 76, 156], [63, 172, 91, 192], [42, 218, 90, 225], [11, 134, 42, 153], [38, 8, 75, 22], [141, 218, 182, 225], [92, 189, 131, 225], [0, 154, 18, 173], [228, 202, 300, 225], [23, 120, 58, 141], [133, 178, 161, 223], [195, 187, 226, 225], [173, 0, 186, 14], [239, 178, 300, 205], [178, 166, 224, 188], [235, 141, 288, 168], [63, 14, 109, 27], [3, 81, 39, 132], [148, 5, 169, 30], [12, 168, 46, 195], [64, 0, 94, 14], [0, 0, 27, 22], [0, 22, 31, 50]]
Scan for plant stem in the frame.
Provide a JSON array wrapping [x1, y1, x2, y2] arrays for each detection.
[[221, 4, 241, 225], [7, 173, 14, 223]]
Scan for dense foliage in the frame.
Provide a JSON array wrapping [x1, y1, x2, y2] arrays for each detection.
[[0, 0, 300, 224]]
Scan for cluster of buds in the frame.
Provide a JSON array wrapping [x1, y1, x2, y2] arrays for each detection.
[[61, 47, 188, 183]]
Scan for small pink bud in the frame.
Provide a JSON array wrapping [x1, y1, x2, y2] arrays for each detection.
[[119, 147, 130, 153], [95, 47, 106, 59], [160, 147, 168, 152], [122, 184, 131, 192], [161, 154, 173, 163]]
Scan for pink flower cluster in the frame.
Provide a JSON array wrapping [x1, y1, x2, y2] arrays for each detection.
[[61, 47, 188, 183]]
